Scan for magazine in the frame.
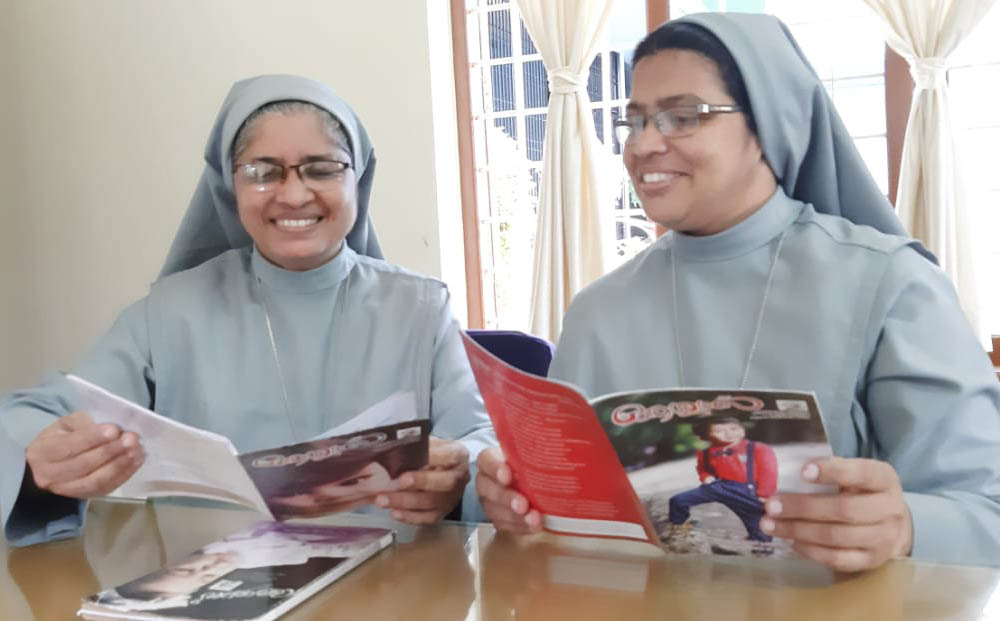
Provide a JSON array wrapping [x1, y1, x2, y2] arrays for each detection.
[[67, 374, 430, 520], [461, 333, 834, 559], [77, 521, 394, 620]]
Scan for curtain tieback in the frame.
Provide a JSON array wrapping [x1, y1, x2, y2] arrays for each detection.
[[547, 68, 587, 94], [909, 57, 949, 91]]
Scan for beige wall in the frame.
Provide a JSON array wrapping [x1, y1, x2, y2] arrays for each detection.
[[0, 0, 466, 395], [0, 4, 26, 397]]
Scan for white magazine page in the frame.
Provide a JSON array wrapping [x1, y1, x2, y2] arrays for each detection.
[[315, 391, 418, 439], [66, 374, 270, 515]]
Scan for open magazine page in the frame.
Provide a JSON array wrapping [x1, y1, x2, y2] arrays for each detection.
[[314, 391, 418, 438], [78, 522, 394, 621], [68, 374, 427, 520], [239, 420, 431, 520], [67, 374, 269, 514], [590, 389, 834, 558], [461, 333, 656, 542]]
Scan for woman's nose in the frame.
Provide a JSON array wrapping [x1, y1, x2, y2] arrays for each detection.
[[274, 172, 314, 206], [628, 121, 670, 158]]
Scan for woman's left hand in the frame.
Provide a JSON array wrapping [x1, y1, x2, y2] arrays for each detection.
[[761, 457, 913, 572], [375, 436, 470, 525]]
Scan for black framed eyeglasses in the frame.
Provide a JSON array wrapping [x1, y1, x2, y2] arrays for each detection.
[[612, 97, 742, 144], [234, 159, 352, 193]]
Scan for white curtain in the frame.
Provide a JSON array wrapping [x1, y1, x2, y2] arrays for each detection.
[[864, 0, 996, 346], [517, 0, 616, 343]]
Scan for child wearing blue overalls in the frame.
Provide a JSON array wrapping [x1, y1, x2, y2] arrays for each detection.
[[667, 417, 778, 542]]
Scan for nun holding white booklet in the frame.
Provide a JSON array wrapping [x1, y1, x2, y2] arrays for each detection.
[[477, 13, 1000, 571], [1, 75, 496, 547]]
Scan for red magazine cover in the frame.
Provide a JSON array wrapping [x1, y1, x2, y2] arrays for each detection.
[[462, 334, 657, 542], [462, 332, 834, 559]]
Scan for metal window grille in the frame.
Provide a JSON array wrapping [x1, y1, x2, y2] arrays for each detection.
[[465, 0, 648, 329]]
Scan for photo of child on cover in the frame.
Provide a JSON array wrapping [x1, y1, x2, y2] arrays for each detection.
[[592, 390, 832, 558]]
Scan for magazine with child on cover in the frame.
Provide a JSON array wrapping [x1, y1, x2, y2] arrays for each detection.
[[67, 374, 430, 520], [461, 332, 834, 559], [77, 521, 394, 620]]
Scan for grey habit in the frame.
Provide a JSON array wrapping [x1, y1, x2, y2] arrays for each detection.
[[680, 12, 934, 262], [550, 14, 1000, 566]]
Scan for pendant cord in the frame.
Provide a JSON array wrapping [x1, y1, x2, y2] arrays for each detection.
[[670, 229, 787, 389], [671, 252, 686, 387], [255, 276, 297, 441]]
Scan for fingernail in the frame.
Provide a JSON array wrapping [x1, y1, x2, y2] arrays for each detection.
[[102, 426, 117, 440], [391, 511, 403, 520], [802, 463, 820, 482], [760, 517, 775, 533], [767, 499, 783, 516], [121, 434, 135, 448], [510, 497, 524, 513], [399, 474, 414, 489], [375, 495, 389, 508], [498, 466, 510, 484]]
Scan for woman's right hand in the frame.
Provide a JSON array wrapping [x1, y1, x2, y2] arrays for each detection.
[[476, 447, 542, 534], [25, 411, 144, 499]]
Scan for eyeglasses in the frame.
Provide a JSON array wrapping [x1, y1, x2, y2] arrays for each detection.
[[234, 159, 352, 193], [612, 97, 742, 144]]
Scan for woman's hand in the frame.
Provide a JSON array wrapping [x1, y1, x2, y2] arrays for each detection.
[[761, 457, 913, 572], [375, 436, 470, 525], [25, 411, 144, 499], [475, 447, 542, 534]]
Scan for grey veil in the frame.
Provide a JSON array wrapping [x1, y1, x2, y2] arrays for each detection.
[[159, 74, 383, 277], [674, 13, 934, 262]]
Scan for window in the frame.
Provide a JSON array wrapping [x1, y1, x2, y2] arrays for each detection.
[[461, 0, 649, 330], [949, 3, 1000, 336], [603, 1, 658, 270]]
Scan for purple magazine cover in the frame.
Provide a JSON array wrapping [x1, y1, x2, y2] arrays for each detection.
[[239, 419, 431, 520]]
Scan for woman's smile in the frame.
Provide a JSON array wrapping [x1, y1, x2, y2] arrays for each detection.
[[635, 170, 686, 197], [272, 216, 324, 232]]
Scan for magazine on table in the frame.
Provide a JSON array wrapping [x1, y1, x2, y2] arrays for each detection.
[[67, 374, 429, 520], [461, 333, 834, 559], [77, 521, 394, 620]]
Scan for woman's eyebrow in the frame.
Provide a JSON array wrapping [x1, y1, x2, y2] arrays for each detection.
[[250, 156, 284, 165], [300, 154, 340, 163], [248, 154, 339, 164], [626, 95, 694, 113]]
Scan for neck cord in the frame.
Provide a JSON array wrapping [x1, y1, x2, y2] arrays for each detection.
[[670, 229, 787, 389], [255, 275, 297, 440]]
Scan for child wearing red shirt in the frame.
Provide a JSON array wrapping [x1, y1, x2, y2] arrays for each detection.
[[667, 417, 778, 543]]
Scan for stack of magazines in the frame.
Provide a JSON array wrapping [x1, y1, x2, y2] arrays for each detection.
[[78, 522, 394, 620]]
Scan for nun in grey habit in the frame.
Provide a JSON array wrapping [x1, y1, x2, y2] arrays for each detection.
[[480, 13, 1000, 569], [1, 75, 496, 547]]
